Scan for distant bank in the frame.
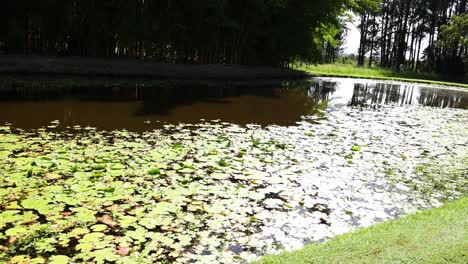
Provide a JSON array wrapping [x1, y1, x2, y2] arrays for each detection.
[[0, 55, 308, 81], [298, 63, 468, 89]]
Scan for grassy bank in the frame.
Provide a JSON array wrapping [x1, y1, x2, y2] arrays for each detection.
[[255, 197, 468, 264], [297, 63, 468, 88]]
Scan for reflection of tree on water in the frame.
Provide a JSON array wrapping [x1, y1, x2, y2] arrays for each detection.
[[350, 83, 415, 107], [303, 81, 337, 117], [309, 81, 337, 100], [1, 79, 466, 131], [349, 83, 467, 109], [418, 88, 467, 109]]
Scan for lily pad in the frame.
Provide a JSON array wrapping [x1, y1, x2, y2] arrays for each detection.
[[351, 145, 361, 152], [48, 255, 69, 264], [6, 227, 28, 236]]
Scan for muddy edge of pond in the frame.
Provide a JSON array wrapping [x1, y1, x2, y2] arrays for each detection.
[[0, 55, 308, 81]]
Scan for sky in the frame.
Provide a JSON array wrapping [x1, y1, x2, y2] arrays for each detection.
[[343, 19, 361, 55], [342, 17, 429, 58]]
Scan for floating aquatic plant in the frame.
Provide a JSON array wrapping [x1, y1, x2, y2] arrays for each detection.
[[0, 122, 297, 263], [0, 104, 467, 264]]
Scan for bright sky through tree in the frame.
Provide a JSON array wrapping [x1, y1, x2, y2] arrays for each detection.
[[344, 18, 361, 55], [343, 19, 429, 58]]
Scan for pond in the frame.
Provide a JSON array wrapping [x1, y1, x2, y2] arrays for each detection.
[[0, 78, 467, 264], [0, 77, 466, 131]]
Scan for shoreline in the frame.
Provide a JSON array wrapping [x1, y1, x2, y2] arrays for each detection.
[[0, 55, 308, 80], [1, 55, 466, 89], [309, 72, 468, 89]]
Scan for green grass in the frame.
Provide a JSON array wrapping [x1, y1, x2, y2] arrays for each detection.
[[297, 63, 468, 89], [255, 197, 468, 264]]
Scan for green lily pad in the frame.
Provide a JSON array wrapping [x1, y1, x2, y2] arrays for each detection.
[[21, 197, 50, 210], [91, 224, 108, 232], [148, 168, 161, 175], [5, 227, 28, 236], [351, 145, 361, 152], [211, 172, 230, 180], [48, 255, 69, 264], [110, 164, 126, 170]]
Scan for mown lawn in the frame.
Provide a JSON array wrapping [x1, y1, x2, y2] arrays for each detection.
[[255, 197, 468, 264], [297, 63, 468, 88]]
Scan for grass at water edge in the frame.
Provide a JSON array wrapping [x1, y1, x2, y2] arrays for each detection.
[[254, 197, 468, 264], [297, 63, 468, 89]]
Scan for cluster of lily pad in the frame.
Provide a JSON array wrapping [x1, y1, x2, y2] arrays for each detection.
[[0, 123, 297, 263], [239, 105, 467, 254], [0, 103, 467, 264]]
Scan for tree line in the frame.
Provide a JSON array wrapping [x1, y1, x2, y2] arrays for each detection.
[[355, 0, 467, 79], [0, 0, 352, 66], [1, 0, 466, 80]]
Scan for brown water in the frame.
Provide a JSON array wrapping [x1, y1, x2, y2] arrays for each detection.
[[0, 77, 466, 132]]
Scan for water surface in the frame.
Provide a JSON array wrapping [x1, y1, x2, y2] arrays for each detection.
[[0, 78, 466, 131]]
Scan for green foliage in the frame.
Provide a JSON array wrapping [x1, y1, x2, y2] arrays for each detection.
[[438, 14, 468, 53], [347, 0, 380, 13], [346, 0, 468, 79]]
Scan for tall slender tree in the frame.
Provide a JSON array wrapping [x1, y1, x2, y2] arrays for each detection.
[[352, 0, 467, 79]]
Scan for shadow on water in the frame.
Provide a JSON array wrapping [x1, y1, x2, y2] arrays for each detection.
[[0, 78, 466, 131]]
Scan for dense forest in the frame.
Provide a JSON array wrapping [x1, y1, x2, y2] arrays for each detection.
[[0, 0, 467, 79], [0, 0, 349, 66], [356, 0, 468, 78]]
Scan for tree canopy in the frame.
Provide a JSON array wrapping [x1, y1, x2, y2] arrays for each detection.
[[353, 0, 467, 80], [0, 0, 349, 66], [1, 0, 467, 80], [438, 14, 468, 61]]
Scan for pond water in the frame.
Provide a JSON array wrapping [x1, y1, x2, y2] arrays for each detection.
[[0, 77, 467, 264], [0, 77, 466, 131]]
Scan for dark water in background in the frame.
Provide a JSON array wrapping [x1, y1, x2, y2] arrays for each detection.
[[0, 77, 466, 132]]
